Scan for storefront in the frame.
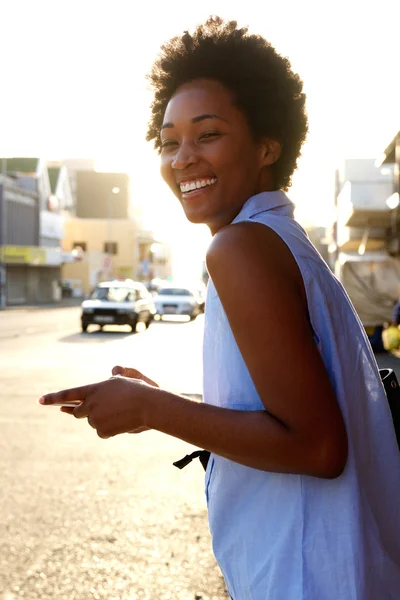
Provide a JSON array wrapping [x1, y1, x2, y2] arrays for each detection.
[[1, 245, 62, 305]]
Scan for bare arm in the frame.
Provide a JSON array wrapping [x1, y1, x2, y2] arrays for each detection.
[[144, 222, 347, 477]]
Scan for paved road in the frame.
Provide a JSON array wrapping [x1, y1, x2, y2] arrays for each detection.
[[0, 308, 228, 600]]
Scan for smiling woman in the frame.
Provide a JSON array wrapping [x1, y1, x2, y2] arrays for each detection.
[[40, 16, 400, 600]]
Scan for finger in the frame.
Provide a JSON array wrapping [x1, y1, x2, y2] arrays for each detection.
[[111, 365, 125, 376], [112, 365, 144, 378], [72, 401, 91, 420], [87, 415, 97, 429], [60, 407, 75, 415], [38, 384, 93, 406], [111, 366, 159, 387]]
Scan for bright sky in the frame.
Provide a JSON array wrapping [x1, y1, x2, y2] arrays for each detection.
[[1, 0, 400, 278]]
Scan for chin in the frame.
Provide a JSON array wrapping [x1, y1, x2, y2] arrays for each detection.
[[181, 205, 209, 225], [185, 214, 207, 226]]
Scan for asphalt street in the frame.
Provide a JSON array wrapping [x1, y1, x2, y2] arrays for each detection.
[[0, 307, 228, 600]]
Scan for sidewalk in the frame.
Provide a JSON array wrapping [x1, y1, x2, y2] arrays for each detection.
[[1, 297, 82, 312]]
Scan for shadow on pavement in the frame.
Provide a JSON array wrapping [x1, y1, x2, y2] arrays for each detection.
[[154, 316, 193, 325], [58, 329, 136, 344], [57, 318, 194, 343]]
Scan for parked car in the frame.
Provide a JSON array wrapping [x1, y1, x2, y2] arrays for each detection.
[[147, 278, 170, 295], [81, 280, 156, 332], [154, 285, 203, 320], [191, 281, 206, 312]]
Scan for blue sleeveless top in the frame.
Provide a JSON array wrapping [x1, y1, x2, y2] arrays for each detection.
[[202, 191, 400, 600]]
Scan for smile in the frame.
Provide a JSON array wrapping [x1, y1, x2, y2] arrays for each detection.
[[179, 178, 217, 195]]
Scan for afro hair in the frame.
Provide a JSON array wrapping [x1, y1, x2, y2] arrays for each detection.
[[146, 16, 308, 191]]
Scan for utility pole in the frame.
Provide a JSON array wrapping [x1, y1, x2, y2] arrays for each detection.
[[107, 186, 120, 277], [0, 175, 6, 309]]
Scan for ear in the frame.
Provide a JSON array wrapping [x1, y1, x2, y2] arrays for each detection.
[[259, 139, 282, 167]]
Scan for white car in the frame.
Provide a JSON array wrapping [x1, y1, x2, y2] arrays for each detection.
[[154, 285, 203, 320], [81, 280, 156, 332]]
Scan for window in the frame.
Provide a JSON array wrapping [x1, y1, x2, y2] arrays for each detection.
[[90, 286, 136, 302], [158, 288, 193, 297], [72, 242, 87, 252], [104, 242, 118, 255]]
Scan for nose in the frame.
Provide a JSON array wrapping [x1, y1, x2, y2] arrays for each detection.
[[171, 140, 199, 170]]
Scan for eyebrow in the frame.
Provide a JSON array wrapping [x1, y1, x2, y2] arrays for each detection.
[[161, 113, 228, 130]]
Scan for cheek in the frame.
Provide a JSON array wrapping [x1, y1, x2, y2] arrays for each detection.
[[160, 158, 181, 199], [160, 157, 170, 184], [213, 137, 259, 174]]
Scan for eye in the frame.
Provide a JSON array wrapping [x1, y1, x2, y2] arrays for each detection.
[[199, 131, 220, 141], [160, 140, 178, 150]]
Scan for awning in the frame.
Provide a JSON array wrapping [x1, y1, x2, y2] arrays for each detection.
[[345, 207, 400, 228]]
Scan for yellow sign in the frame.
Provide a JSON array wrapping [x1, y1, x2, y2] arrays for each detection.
[[117, 266, 133, 278], [0, 245, 46, 265]]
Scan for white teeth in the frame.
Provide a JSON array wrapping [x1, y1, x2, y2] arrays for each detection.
[[179, 178, 217, 193]]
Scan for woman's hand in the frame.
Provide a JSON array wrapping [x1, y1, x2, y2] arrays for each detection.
[[110, 366, 159, 433], [38, 373, 158, 438]]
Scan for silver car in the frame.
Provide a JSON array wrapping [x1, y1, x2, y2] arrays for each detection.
[[154, 285, 203, 320]]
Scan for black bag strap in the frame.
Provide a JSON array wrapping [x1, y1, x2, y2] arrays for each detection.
[[379, 368, 400, 450], [173, 450, 210, 471]]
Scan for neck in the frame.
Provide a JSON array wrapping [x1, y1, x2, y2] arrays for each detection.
[[207, 169, 277, 235], [254, 167, 276, 195]]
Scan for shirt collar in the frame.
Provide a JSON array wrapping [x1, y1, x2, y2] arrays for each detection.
[[232, 191, 294, 224]]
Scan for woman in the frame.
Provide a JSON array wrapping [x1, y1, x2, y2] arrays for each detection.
[[40, 17, 400, 599]]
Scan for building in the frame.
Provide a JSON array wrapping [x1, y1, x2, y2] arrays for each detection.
[[325, 157, 400, 349], [328, 158, 395, 264], [61, 217, 172, 296], [0, 158, 75, 306], [0, 157, 172, 304], [55, 158, 95, 215], [375, 130, 400, 248], [58, 166, 172, 295], [47, 162, 75, 214], [62, 217, 136, 296]]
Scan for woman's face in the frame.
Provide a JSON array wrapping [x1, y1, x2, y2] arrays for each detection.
[[160, 79, 277, 234]]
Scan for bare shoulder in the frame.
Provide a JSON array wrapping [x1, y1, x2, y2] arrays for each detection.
[[206, 221, 305, 300], [205, 221, 347, 476]]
